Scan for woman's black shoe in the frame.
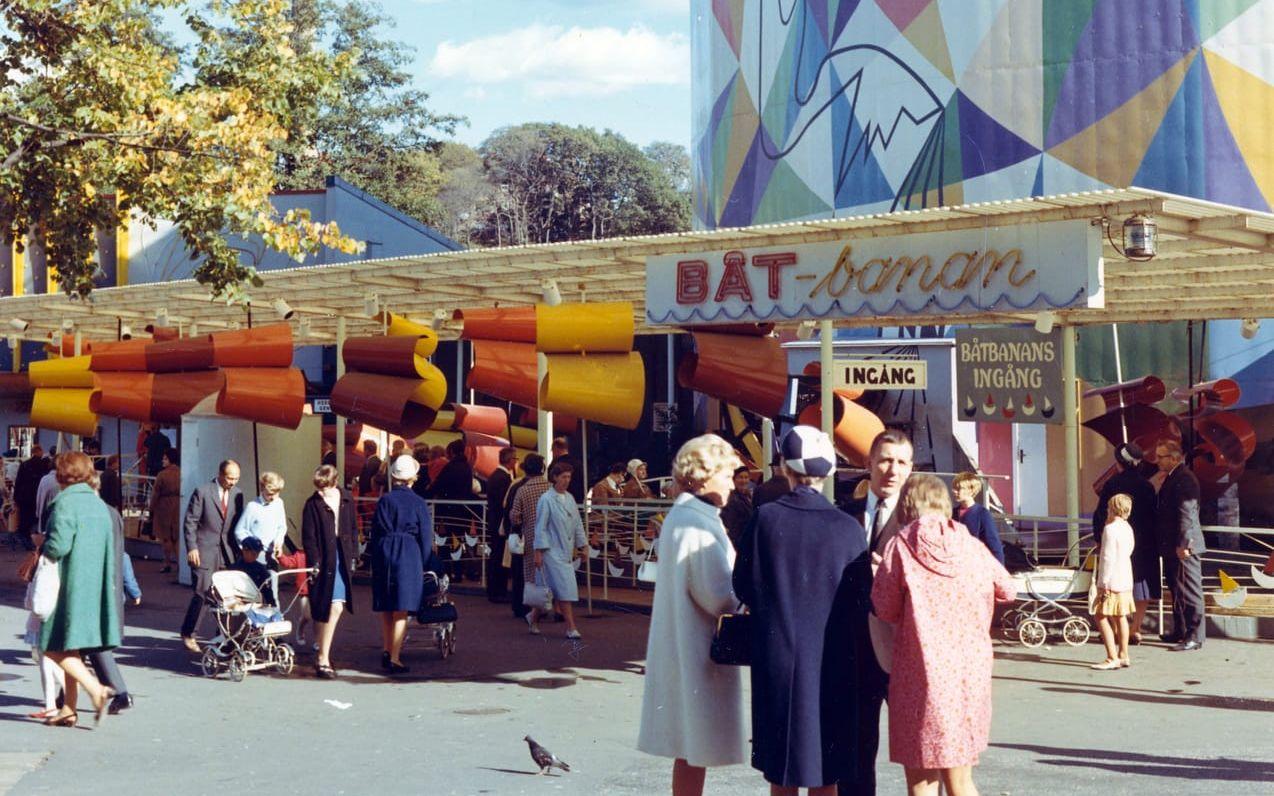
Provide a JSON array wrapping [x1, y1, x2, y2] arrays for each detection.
[[381, 651, 391, 671], [388, 662, 410, 675], [316, 664, 337, 679]]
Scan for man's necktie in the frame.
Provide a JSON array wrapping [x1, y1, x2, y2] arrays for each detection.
[[870, 503, 887, 552]]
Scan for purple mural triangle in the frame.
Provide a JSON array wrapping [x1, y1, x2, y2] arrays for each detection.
[[1046, 0, 1199, 147], [833, 0, 865, 42], [957, 92, 1041, 180]]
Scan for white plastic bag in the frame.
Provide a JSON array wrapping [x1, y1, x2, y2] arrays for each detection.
[[31, 555, 60, 621], [523, 572, 553, 610], [507, 533, 524, 555]]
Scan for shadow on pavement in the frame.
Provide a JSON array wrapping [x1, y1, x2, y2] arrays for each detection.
[[993, 743, 1274, 782], [993, 674, 1274, 713]]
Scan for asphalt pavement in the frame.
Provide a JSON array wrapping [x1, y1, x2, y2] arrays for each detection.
[[0, 551, 1271, 795]]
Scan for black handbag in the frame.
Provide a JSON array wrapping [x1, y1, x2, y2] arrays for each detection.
[[709, 611, 752, 666], [417, 602, 459, 625]]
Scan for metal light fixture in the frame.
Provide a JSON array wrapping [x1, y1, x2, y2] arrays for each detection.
[[363, 293, 379, 317], [431, 309, 450, 330], [796, 320, 817, 340], [1034, 311, 1057, 335], [119, 323, 133, 340], [1121, 214, 1157, 260], [297, 317, 312, 339], [155, 307, 170, 328], [1240, 318, 1261, 340], [8, 318, 29, 332], [541, 278, 562, 307], [6, 335, 19, 350], [272, 298, 295, 320], [61, 318, 74, 332]]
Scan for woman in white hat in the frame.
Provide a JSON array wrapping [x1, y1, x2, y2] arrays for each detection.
[[370, 454, 436, 675], [622, 459, 653, 499]]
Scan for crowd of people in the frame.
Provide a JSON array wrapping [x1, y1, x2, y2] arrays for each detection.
[[9, 414, 1209, 793]]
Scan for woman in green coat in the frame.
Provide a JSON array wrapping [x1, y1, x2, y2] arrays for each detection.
[[39, 452, 119, 727]]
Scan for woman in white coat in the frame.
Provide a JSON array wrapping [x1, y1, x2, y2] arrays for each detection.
[[637, 434, 745, 796]]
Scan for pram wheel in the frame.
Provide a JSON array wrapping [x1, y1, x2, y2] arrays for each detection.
[[1018, 618, 1047, 648], [228, 651, 249, 682], [274, 643, 296, 675], [1062, 617, 1091, 647], [200, 647, 222, 678], [438, 628, 451, 659], [448, 627, 457, 654]]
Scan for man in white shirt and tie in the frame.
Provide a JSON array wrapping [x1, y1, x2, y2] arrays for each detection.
[[838, 430, 913, 796]]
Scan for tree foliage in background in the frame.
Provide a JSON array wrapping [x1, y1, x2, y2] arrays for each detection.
[[471, 124, 690, 246], [273, 0, 461, 223], [0, 0, 362, 301]]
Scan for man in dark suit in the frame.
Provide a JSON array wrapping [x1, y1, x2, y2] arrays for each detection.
[[1154, 439, 1206, 651], [549, 436, 585, 503], [719, 465, 754, 548], [179, 459, 244, 651], [752, 463, 791, 508], [838, 429, 913, 796], [13, 445, 49, 549], [485, 447, 516, 602]]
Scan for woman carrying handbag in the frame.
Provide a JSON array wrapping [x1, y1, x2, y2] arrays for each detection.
[[637, 434, 746, 796]]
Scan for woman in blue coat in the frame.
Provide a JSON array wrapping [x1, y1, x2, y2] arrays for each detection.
[[733, 427, 868, 793], [370, 455, 436, 675]]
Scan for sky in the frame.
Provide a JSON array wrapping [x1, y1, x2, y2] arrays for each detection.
[[376, 0, 693, 149]]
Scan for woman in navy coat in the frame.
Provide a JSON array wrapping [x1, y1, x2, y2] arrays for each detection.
[[371, 455, 435, 675], [733, 427, 869, 793], [302, 464, 358, 680]]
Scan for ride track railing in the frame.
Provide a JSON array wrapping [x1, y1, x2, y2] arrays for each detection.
[[1002, 514, 1274, 627], [348, 495, 677, 612]]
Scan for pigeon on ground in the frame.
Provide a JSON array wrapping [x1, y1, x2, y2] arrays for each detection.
[[524, 735, 570, 775]]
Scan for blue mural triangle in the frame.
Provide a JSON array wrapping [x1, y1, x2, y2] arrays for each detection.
[[1031, 156, 1045, 197], [956, 91, 1041, 180], [1132, 55, 1267, 211]]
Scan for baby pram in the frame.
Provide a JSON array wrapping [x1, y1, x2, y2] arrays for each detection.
[[200, 567, 315, 681], [1000, 540, 1094, 648], [414, 571, 457, 659]]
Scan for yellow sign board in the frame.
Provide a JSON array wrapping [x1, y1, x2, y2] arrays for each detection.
[[832, 359, 927, 391]]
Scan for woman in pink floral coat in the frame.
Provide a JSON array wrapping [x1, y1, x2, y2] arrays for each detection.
[[871, 474, 1016, 796]]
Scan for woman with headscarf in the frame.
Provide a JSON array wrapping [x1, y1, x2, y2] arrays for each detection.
[[734, 426, 868, 795], [370, 455, 439, 675], [621, 459, 654, 499], [302, 464, 358, 680]]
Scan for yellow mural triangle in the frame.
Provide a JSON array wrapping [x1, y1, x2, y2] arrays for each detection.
[[903, 1, 954, 83], [717, 75, 759, 226], [1202, 49, 1274, 209], [1048, 49, 1196, 187], [1218, 569, 1239, 593]]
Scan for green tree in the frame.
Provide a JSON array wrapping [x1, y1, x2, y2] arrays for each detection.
[[0, 0, 362, 300], [476, 124, 690, 246], [273, 0, 462, 224]]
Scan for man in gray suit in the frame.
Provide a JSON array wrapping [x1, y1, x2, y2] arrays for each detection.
[[1154, 439, 1206, 651], [179, 459, 243, 652]]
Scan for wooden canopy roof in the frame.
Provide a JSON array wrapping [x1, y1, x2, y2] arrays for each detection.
[[2, 187, 1270, 344]]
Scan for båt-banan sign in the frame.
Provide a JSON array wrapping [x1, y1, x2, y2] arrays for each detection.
[[645, 220, 1102, 325], [954, 327, 1063, 425]]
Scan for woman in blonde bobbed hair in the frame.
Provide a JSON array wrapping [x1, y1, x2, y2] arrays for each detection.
[[637, 434, 745, 795]]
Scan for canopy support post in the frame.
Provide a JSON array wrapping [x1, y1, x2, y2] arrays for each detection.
[[537, 353, 551, 462], [819, 319, 834, 502], [335, 316, 347, 489], [1062, 323, 1080, 566]]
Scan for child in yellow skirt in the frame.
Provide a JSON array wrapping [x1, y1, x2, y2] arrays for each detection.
[[1093, 493, 1136, 670]]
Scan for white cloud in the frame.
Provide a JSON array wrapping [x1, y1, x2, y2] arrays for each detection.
[[428, 23, 689, 99]]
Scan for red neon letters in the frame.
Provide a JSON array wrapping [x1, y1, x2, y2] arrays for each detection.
[[676, 251, 798, 305]]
